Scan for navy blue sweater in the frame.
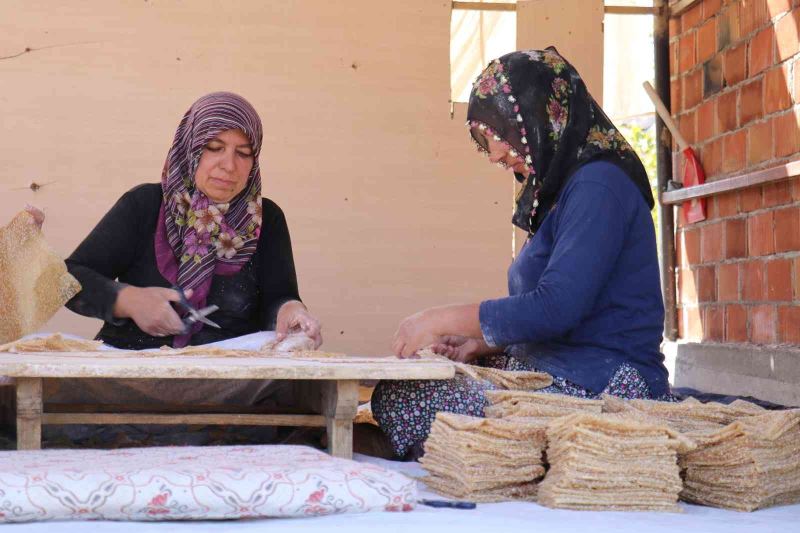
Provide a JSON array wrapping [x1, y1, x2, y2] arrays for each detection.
[[479, 161, 669, 396]]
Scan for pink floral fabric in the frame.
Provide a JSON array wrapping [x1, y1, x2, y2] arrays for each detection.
[[0, 445, 416, 523], [155, 92, 265, 347]]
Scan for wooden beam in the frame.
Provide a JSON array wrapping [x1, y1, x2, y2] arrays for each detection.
[[453, 2, 661, 15], [44, 402, 313, 415], [668, 0, 700, 18], [661, 160, 800, 205], [605, 6, 661, 16], [0, 352, 455, 380], [42, 413, 327, 427], [452, 1, 516, 12]]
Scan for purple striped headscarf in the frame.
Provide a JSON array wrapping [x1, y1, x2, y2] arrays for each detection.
[[155, 92, 263, 347]]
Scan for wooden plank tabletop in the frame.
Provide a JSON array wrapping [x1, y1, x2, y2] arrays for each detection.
[[0, 352, 455, 380]]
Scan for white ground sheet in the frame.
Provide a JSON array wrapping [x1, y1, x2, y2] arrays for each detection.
[[3, 454, 798, 533]]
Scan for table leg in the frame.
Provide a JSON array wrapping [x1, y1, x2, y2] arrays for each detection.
[[321, 380, 358, 459], [16, 378, 42, 450]]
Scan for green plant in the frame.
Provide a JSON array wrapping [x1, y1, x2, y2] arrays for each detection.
[[619, 122, 661, 258]]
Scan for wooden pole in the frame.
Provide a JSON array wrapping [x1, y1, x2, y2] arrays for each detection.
[[653, 0, 678, 341], [16, 378, 42, 450], [321, 380, 359, 459]]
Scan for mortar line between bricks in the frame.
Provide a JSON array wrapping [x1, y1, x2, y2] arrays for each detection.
[[670, 77, 800, 120], [674, 200, 800, 229], [676, 100, 800, 139], [678, 302, 799, 308], [679, 250, 800, 267], [678, 302, 796, 306], [669, 11, 790, 54]]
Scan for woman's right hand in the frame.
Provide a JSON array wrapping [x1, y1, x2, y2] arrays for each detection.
[[113, 286, 190, 338], [428, 335, 499, 364]]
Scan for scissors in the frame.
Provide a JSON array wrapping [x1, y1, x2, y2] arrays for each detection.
[[172, 285, 221, 332]]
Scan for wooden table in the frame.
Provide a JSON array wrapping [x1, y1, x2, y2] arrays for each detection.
[[0, 351, 454, 458]]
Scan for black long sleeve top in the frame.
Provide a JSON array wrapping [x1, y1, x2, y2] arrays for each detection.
[[65, 184, 301, 349]]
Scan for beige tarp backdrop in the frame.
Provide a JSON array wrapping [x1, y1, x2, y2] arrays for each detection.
[[450, 1, 517, 103], [0, 0, 511, 355], [449, 0, 605, 107], [515, 0, 605, 256]]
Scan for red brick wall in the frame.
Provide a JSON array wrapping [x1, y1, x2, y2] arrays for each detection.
[[671, 0, 800, 344]]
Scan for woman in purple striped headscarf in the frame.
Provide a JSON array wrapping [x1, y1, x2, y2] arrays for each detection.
[[65, 92, 321, 350]]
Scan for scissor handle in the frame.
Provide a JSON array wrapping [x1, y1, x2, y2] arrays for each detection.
[[170, 285, 196, 334], [419, 499, 476, 510], [171, 285, 193, 311]]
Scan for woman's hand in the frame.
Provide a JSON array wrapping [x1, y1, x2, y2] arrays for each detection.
[[113, 286, 190, 338], [276, 300, 322, 348], [392, 304, 483, 358], [429, 335, 498, 364], [392, 309, 442, 358]]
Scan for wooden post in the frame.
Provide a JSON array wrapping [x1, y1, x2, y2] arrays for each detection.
[[653, 0, 678, 341], [321, 380, 359, 459], [16, 378, 42, 450]]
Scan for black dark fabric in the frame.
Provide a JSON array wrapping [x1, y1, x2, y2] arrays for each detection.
[[466, 47, 654, 234], [671, 387, 792, 410], [65, 184, 301, 350]]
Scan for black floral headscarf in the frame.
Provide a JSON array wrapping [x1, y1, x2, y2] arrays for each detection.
[[467, 48, 654, 235]]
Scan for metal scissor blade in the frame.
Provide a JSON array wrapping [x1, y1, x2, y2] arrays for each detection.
[[172, 285, 221, 330], [191, 305, 221, 328]]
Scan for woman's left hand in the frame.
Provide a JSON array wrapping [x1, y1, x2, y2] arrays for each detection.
[[392, 309, 441, 358], [275, 300, 322, 348], [429, 335, 497, 364]]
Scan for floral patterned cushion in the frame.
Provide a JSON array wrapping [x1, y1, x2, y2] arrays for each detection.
[[0, 445, 416, 523]]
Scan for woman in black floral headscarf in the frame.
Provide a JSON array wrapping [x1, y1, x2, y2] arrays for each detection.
[[466, 48, 654, 234], [372, 48, 672, 460]]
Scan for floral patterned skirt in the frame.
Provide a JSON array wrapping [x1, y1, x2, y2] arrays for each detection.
[[371, 355, 674, 459]]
